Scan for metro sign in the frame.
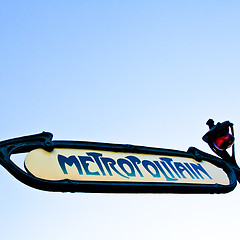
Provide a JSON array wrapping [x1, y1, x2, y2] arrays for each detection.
[[0, 124, 238, 194]]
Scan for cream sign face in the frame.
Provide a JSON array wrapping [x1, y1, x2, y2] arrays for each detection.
[[25, 148, 229, 186]]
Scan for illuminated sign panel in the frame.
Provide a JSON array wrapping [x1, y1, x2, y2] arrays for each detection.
[[25, 148, 229, 186]]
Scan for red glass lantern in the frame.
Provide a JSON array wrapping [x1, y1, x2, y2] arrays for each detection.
[[203, 119, 236, 165], [203, 119, 239, 175], [213, 132, 235, 151]]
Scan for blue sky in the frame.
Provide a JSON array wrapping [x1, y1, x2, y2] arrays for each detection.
[[1, 1, 240, 239]]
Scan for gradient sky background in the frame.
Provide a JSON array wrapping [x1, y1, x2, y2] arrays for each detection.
[[1, 1, 240, 240]]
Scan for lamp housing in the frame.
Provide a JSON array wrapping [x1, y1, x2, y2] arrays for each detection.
[[203, 119, 236, 166]]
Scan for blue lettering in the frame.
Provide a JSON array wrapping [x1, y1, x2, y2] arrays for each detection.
[[160, 157, 181, 178], [184, 163, 200, 179], [100, 157, 129, 179], [125, 156, 144, 177], [78, 156, 100, 176], [117, 158, 136, 177], [160, 160, 178, 179], [57, 152, 213, 182], [154, 161, 178, 181], [190, 163, 212, 179], [86, 152, 106, 176], [58, 155, 83, 175], [174, 162, 195, 179], [142, 160, 160, 178]]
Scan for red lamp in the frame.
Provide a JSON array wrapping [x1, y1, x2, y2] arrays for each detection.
[[203, 119, 236, 165], [213, 132, 234, 151]]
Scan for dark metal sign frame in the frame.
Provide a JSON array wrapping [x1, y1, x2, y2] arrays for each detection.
[[0, 132, 237, 194]]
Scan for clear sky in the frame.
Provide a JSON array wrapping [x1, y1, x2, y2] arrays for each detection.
[[1, 1, 240, 240]]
